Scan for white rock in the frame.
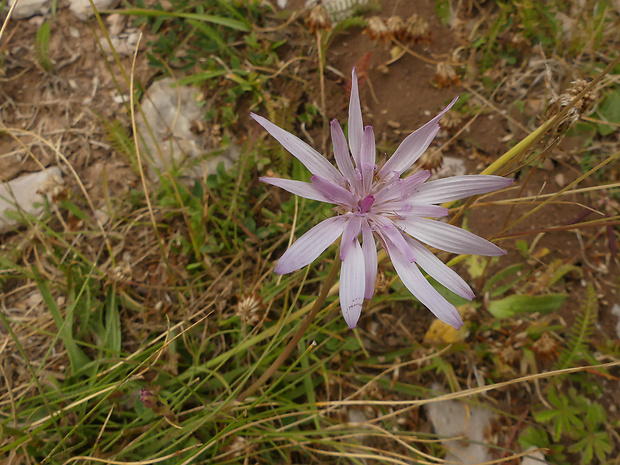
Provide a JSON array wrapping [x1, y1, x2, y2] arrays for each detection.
[[6, 0, 50, 19], [425, 387, 494, 464], [522, 447, 550, 465], [431, 156, 467, 179], [69, 0, 118, 20], [135, 78, 239, 183], [0, 167, 63, 233]]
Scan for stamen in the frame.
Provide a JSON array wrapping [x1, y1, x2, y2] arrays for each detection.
[[359, 195, 375, 213]]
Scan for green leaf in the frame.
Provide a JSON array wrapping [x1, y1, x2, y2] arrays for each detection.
[[36, 21, 53, 72], [112, 8, 250, 31], [488, 293, 567, 319], [595, 90, 620, 136]]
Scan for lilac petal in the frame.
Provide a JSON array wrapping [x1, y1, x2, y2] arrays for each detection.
[[260, 177, 328, 203], [387, 241, 464, 329], [399, 217, 506, 256], [378, 203, 449, 218], [373, 216, 416, 263], [360, 126, 376, 195], [373, 170, 431, 205], [331, 119, 357, 187], [340, 215, 362, 260], [378, 96, 458, 179], [348, 67, 364, 167], [362, 228, 377, 299], [340, 238, 365, 329], [411, 175, 514, 204], [310, 175, 357, 207], [405, 236, 475, 300], [251, 113, 343, 185], [274, 216, 347, 275]]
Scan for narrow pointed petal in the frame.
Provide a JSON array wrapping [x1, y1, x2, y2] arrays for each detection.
[[275, 216, 347, 274], [260, 177, 328, 202], [310, 175, 357, 207], [251, 113, 343, 185], [387, 241, 464, 329], [331, 119, 357, 186], [378, 203, 449, 218], [400, 217, 506, 256], [348, 67, 364, 166], [360, 126, 376, 195], [362, 228, 377, 299], [373, 216, 416, 263], [378, 96, 458, 179], [411, 175, 514, 204], [373, 170, 431, 205], [405, 236, 475, 300], [340, 238, 365, 328], [340, 215, 362, 260]]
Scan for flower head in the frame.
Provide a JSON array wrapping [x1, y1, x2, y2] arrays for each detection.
[[253, 68, 513, 330]]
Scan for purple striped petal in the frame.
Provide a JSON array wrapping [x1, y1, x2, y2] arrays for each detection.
[[362, 228, 377, 299], [387, 240, 464, 329], [411, 175, 514, 204], [310, 175, 357, 207], [251, 113, 343, 185], [348, 67, 364, 167], [340, 215, 362, 260], [378, 203, 449, 218], [373, 170, 431, 205], [405, 236, 475, 300], [360, 126, 376, 195], [373, 216, 416, 263], [340, 238, 365, 328], [399, 217, 506, 256], [260, 177, 328, 203], [378, 96, 458, 179], [331, 119, 357, 187], [274, 216, 347, 274]]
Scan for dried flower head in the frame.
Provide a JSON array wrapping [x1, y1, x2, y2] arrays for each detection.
[[306, 4, 330, 33], [434, 62, 461, 89], [404, 14, 430, 43], [236, 293, 263, 326], [418, 149, 444, 174], [364, 16, 389, 42], [386, 16, 405, 40], [531, 332, 560, 363], [253, 68, 513, 329], [440, 110, 464, 132]]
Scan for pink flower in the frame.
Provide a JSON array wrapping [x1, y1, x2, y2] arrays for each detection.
[[253, 68, 513, 329]]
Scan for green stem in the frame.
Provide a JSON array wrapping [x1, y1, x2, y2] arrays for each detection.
[[237, 256, 341, 402]]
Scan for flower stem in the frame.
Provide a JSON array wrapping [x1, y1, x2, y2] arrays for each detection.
[[237, 256, 342, 402]]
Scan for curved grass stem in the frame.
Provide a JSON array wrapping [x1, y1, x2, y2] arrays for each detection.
[[237, 256, 342, 402]]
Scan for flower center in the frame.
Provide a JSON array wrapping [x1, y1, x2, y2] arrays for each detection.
[[359, 195, 375, 214]]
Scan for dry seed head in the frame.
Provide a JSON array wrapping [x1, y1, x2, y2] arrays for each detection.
[[440, 110, 464, 132], [236, 292, 263, 326], [364, 16, 389, 42], [531, 332, 560, 363], [306, 4, 330, 33], [498, 345, 520, 365], [546, 79, 596, 128], [418, 149, 444, 174], [434, 62, 460, 88], [386, 16, 405, 40], [404, 14, 430, 43]]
